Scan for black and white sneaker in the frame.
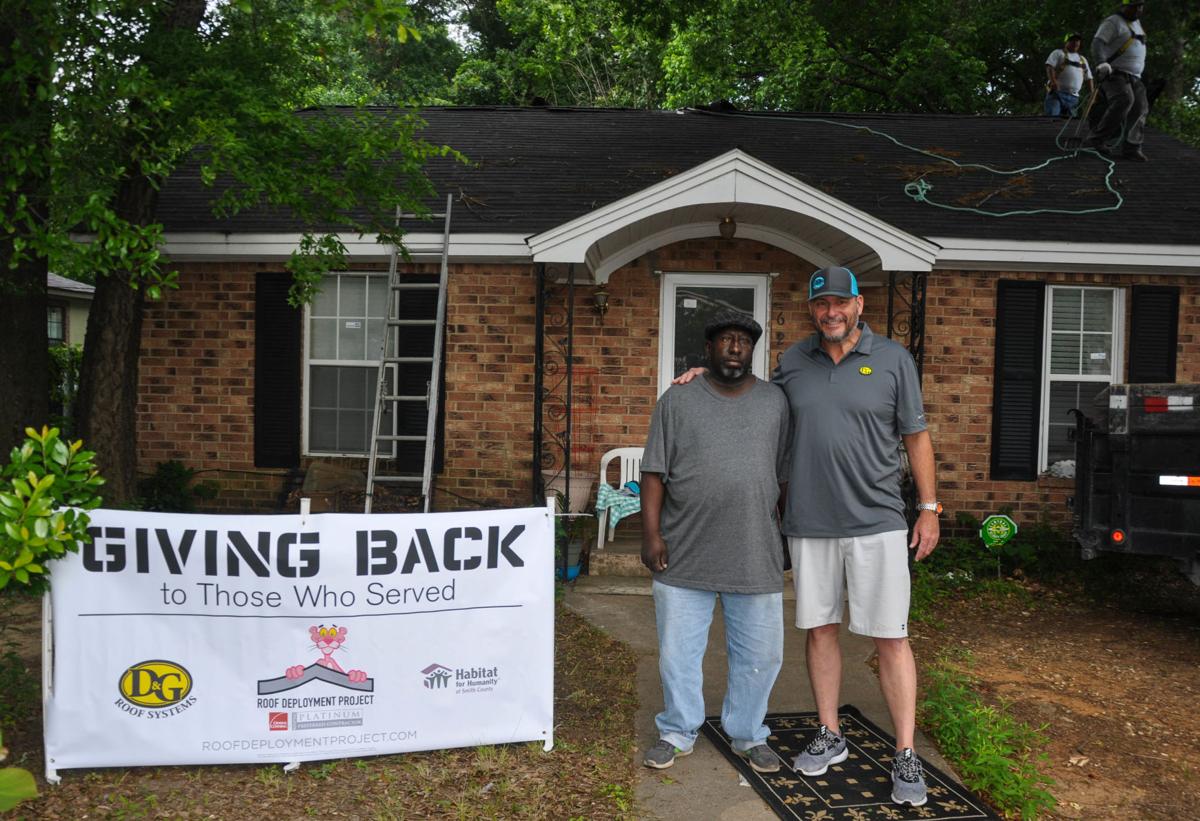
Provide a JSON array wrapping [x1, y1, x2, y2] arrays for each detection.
[[891, 747, 928, 806], [792, 724, 849, 776]]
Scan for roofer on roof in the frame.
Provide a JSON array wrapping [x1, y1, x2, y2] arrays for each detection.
[[1044, 33, 1093, 119], [1085, 0, 1149, 161]]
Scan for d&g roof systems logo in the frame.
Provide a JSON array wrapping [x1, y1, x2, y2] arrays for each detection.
[[118, 660, 193, 708]]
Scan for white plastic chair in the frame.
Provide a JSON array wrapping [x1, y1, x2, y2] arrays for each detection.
[[597, 447, 643, 546]]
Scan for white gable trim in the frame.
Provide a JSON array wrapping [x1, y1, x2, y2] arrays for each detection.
[[153, 232, 532, 262], [146, 232, 1200, 277], [528, 148, 939, 274], [931, 238, 1200, 275], [590, 222, 839, 281]]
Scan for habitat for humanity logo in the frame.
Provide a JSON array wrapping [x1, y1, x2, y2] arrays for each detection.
[[422, 663, 453, 689], [421, 663, 500, 694], [116, 659, 197, 719]]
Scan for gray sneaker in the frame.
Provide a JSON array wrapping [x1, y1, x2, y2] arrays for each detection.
[[891, 747, 928, 807], [792, 724, 848, 775], [736, 743, 781, 773], [643, 738, 692, 769]]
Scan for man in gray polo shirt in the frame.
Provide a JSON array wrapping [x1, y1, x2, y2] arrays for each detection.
[[640, 310, 791, 774], [778, 266, 940, 808]]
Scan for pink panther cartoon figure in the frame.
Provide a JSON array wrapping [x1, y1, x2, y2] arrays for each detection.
[[285, 624, 368, 683]]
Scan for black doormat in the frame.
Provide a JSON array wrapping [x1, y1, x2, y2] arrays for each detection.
[[700, 705, 1000, 820]]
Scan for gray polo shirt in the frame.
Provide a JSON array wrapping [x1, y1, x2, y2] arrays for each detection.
[[773, 322, 927, 538], [642, 376, 791, 593]]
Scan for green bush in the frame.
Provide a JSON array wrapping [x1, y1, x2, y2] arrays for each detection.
[[920, 653, 1056, 819], [136, 460, 219, 512], [911, 509, 1079, 622], [48, 344, 84, 437], [0, 426, 104, 593], [0, 728, 38, 812]]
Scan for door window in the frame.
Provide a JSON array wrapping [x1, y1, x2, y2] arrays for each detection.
[[657, 274, 770, 395]]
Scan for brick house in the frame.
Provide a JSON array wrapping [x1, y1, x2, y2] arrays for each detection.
[[147, 106, 1200, 530]]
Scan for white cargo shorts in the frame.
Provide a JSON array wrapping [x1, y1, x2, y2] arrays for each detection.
[[788, 530, 910, 638]]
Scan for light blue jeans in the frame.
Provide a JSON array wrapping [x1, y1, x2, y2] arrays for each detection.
[[1044, 89, 1079, 118], [653, 580, 783, 752]]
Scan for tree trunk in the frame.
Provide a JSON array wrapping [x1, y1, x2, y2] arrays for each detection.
[[74, 257, 146, 504], [0, 258, 49, 454], [0, 2, 52, 452], [74, 0, 207, 504]]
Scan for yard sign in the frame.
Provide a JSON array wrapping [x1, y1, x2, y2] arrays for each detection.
[[980, 514, 1018, 549], [43, 506, 554, 778]]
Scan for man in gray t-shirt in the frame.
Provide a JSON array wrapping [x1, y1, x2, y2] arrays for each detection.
[[640, 310, 791, 774]]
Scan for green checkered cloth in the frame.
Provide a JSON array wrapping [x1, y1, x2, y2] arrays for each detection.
[[595, 483, 641, 529]]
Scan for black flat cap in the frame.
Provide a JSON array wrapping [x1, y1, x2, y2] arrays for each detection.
[[703, 310, 763, 344]]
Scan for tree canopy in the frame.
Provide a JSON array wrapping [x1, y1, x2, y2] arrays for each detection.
[[1, 0, 452, 497], [2, 0, 1197, 499], [433, 0, 1198, 145]]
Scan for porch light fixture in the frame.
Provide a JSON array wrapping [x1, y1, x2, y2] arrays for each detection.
[[718, 216, 737, 239], [592, 285, 610, 315]]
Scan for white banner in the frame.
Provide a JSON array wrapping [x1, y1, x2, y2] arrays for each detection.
[[43, 506, 554, 773]]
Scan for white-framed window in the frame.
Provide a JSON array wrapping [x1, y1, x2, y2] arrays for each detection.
[[1040, 285, 1124, 470], [657, 273, 771, 395], [303, 273, 394, 456], [47, 304, 65, 345]]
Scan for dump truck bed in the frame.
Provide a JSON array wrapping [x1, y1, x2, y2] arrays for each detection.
[[1072, 383, 1200, 584]]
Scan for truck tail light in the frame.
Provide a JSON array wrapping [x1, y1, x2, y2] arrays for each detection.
[[1110, 529, 1126, 544]]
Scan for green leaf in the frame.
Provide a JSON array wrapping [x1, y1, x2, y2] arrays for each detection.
[[0, 766, 38, 811]]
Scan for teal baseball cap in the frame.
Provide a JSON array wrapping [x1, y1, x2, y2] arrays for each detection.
[[807, 266, 860, 300]]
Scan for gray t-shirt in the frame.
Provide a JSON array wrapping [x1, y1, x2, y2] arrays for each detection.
[[1094, 14, 1146, 77], [772, 322, 927, 538], [642, 376, 791, 593]]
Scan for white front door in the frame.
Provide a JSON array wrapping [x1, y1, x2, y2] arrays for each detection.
[[657, 273, 771, 395]]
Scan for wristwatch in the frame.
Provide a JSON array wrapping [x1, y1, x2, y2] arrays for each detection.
[[917, 501, 943, 514]]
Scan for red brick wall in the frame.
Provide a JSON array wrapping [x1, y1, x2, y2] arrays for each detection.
[[136, 254, 1198, 527], [922, 270, 1200, 534], [139, 262, 284, 511], [439, 263, 538, 509], [584, 238, 820, 466]]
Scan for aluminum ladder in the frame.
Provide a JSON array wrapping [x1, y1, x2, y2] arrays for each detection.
[[365, 194, 452, 513]]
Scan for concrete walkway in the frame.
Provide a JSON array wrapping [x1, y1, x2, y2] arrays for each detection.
[[563, 575, 955, 821]]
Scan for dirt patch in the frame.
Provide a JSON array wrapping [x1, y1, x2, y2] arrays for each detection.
[[0, 592, 638, 819], [913, 570, 1200, 820]]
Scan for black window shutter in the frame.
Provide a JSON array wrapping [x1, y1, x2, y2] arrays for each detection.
[[1128, 285, 1179, 383], [990, 280, 1046, 481], [254, 273, 302, 468]]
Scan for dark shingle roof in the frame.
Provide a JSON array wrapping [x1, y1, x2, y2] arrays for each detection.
[[157, 106, 1200, 246]]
